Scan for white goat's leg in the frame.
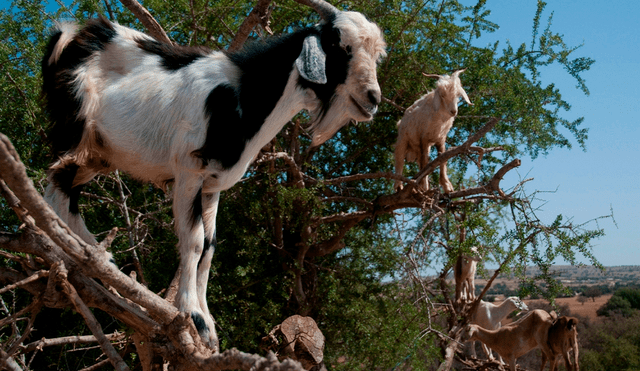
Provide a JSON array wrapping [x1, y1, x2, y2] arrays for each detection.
[[436, 142, 453, 193], [394, 138, 407, 191], [467, 276, 476, 301], [418, 144, 432, 190], [45, 172, 98, 245], [468, 341, 478, 358], [172, 175, 216, 349], [481, 343, 494, 361], [197, 190, 220, 352]]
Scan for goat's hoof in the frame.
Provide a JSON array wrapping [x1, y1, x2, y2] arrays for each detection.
[[191, 311, 219, 352]]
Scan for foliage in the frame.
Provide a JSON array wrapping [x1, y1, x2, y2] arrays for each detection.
[[0, 0, 607, 369], [597, 286, 640, 318], [579, 314, 640, 371]]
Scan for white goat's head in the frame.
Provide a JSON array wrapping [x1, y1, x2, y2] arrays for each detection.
[[509, 297, 529, 311], [298, 1, 387, 146], [423, 69, 473, 117]]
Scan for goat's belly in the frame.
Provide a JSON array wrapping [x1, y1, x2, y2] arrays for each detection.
[[108, 148, 173, 185]]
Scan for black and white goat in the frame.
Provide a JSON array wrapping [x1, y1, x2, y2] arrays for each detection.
[[41, 0, 386, 351]]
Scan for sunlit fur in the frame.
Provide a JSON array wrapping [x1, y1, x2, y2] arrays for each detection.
[[542, 316, 580, 371], [41, 7, 385, 351], [454, 246, 482, 303], [394, 69, 472, 192], [469, 297, 529, 362], [465, 309, 556, 371]]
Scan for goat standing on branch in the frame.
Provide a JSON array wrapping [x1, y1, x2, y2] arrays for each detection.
[[454, 246, 481, 303], [469, 297, 529, 361], [542, 316, 580, 371], [464, 309, 556, 371], [41, 0, 386, 351], [394, 69, 472, 192]]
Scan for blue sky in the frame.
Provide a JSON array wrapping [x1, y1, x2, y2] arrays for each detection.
[[467, 0, 639, 267]]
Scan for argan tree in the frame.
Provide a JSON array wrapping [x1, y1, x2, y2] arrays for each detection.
[[0, 0, 607, 370]]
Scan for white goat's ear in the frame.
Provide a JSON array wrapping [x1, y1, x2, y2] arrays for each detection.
[[296, 35, 327, 84]]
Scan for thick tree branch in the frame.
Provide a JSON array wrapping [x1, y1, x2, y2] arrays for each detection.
[[53, 261, 131, 371], [228, 0, 273, 52], [119, 0, 171, 44]]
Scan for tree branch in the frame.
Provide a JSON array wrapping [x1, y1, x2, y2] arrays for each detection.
[[53, 261, 131, 371], [119, 0, 172, 44]]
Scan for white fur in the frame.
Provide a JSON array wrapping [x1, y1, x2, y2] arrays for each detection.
[[393, 69, 472, 192]]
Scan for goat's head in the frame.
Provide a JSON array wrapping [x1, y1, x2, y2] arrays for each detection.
[[423, 69, 473, 117], [463, 324, 479, 341], [512, 297, 529, 311], [554, 316, 579, 331], [296, 0, 386, 146]]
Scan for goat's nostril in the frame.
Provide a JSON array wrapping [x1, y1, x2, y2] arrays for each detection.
[[451, 110, 457, 116], [368, 89, 381, 106]]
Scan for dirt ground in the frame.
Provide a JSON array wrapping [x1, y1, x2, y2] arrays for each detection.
[[525, 293, 612, 321]]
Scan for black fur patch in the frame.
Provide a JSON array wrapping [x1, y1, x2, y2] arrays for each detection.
[[198, 231, 216, 268], [189, 188, 203, 229], [135, 39, 210, 71], [297, 23, 352, 119], [42, 16, 116, 158], [195, 28, 315, 169], [191, 312, 208, 334], [192, 84, 242, 168], [195, 23, 351, 169], [50, 163, 83, 214]]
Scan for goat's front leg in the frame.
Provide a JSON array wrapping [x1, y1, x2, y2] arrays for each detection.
[[418, 144, 432, 190], [197, 189, 220, 352], [436, 142, 453, 193], [173, 175, 217, 350], [393, 138, 407, 191]]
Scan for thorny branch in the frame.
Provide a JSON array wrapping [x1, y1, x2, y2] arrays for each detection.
[[0, 132, 305, 371]]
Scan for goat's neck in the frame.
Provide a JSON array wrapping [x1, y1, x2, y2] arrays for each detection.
[[491, 299, 518, 322]]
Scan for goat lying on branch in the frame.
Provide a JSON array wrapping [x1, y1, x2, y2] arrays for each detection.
[[394, 69, 472, 192], [41, 0, 386, 350]]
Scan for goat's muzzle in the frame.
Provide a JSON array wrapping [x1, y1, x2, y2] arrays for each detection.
[[350, 95, 377, 120]]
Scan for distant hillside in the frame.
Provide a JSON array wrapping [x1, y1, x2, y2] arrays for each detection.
[[474, 265, 640, 294]]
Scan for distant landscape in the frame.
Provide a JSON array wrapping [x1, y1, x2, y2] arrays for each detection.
[[476, 265, 640, 295]]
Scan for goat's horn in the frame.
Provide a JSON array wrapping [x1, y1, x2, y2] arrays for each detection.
[[421, 72, 441, 79], [295, 0, 339, 21], [452, 68, 467, 78]]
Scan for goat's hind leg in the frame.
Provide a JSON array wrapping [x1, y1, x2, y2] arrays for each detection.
[[436, 142, 453, 193], [197, 189, 220, 352], [45, 161, 98, 245], [173, 176, 217, 350]]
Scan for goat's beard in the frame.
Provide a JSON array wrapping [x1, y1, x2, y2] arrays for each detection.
[[308, 93, 357, 147]]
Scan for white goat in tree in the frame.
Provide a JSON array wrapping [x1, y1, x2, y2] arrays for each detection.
[[41, 0, 386, 350], [464, 309, 556, 371], [469, 297, 529, 361], [394, 69, 472, 192], [454, 246, 482, 303]]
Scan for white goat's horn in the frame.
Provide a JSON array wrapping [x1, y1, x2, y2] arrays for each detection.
[[452, 68, 467, 78], [295, 0, 339, 21]]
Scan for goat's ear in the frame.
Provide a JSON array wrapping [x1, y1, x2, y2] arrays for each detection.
[[296, 35, 327, 85]]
